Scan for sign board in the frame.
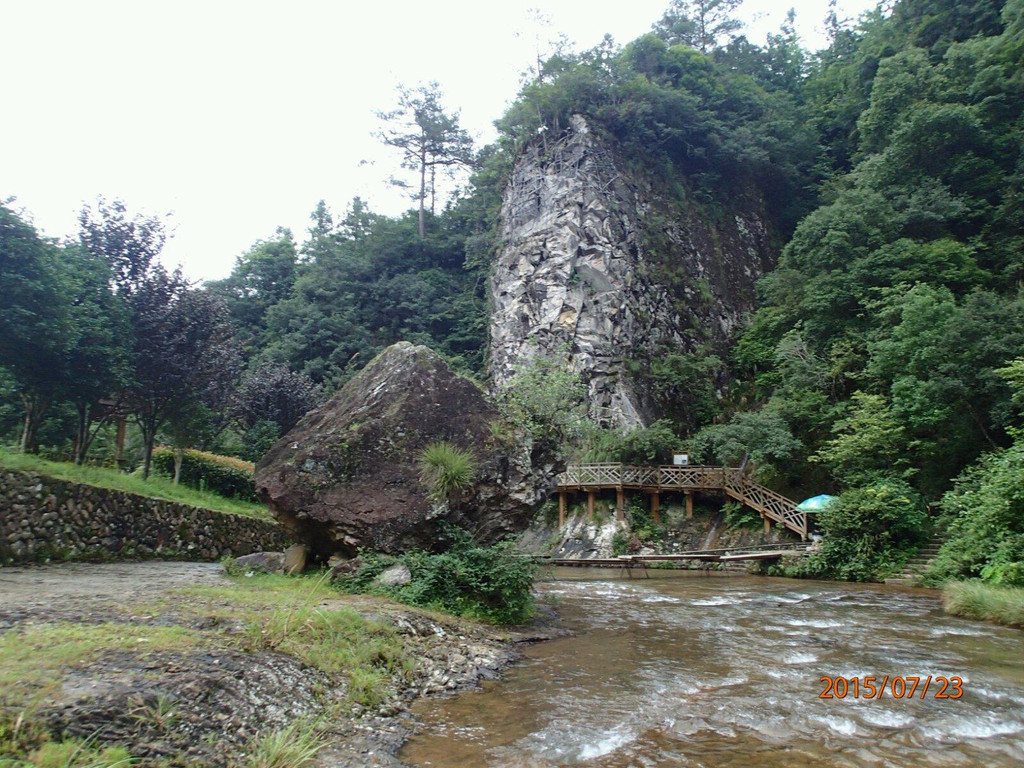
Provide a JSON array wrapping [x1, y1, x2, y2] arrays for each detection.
[[673, 454, 689, 466]]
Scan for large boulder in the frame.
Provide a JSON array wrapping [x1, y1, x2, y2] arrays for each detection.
[[254, 342, 560, 560]]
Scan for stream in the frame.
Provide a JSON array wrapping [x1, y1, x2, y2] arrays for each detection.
[[401, 570, 1024, 767]]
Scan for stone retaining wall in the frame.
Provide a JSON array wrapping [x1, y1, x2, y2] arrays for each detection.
[[0, 468, 291, 565]]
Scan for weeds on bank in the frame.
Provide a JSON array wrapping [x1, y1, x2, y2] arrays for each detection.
[[339, 532, 537, 625], [244, 718, 325, 768], [0, 714, 134, 768], [943, 580, 1024, 629], [128, 693, 179, 732], [244, 603, 413, 708]]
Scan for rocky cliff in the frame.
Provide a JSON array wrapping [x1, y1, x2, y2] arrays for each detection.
[[489, 115, 775, 428]]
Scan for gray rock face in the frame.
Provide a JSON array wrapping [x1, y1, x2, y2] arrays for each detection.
[[254, 342, 560, 560], [489, 115, 775, 427]]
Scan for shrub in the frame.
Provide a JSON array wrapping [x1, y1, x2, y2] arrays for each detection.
[[689, 408, 802, 483], [417, 441, 476, 502], [151, 447, 257, 501], [927, 442, 1024, 586], [582, 420, 680, 465], [495, 352, 586, 449], [625, 496, 665, 542], [794, 479, 928, 582], [341, 534, 536, 625]]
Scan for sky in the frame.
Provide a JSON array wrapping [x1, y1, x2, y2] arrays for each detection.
[[1, 0, 880, 283]]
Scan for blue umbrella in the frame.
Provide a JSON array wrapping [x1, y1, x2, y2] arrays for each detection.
[[796, 494, 837, 512]]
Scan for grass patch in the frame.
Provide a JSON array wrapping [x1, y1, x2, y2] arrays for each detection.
[[0, 449, 269, 519], [245, 718, 325, 768], [0, 623, 202, 712], [943, 580, 1024, 629], [3, 738, 134, 767], [175, 573, 415, 709], [417, 441, 476, 502], [0, 710, 136, 767]]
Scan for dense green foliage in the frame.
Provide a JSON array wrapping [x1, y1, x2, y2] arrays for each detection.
[[582, 419, 680, 464], [693, 0, 1024, 580], [342, 535, 536, 625], [150, 447, 257, 502], [208, 194, 494, 390], [928, 448, 1024, 586], [793, 480, 928, 581]]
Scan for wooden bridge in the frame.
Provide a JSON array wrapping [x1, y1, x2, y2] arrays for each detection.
[[543, 542, 814, 571], [556, 463, 810, 540]]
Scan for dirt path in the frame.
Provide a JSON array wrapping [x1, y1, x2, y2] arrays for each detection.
[[0, 561, 228, 609]]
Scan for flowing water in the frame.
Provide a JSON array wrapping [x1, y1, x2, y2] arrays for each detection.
[[401, 571, 1024, 768]]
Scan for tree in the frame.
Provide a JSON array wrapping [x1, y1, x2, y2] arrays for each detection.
[[128, 270, 240, 478], [496, 353, 586, 453], [61, 244, 132, 464], [376, 83, 475, 238], [206, 228, 298, 350], [78, 197, 167, 295], [652, 0, 745, 53], [232, 362, 323, 460], [0, 204, 69, 452]]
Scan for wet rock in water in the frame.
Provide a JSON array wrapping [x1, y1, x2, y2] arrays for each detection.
[[255, 342, 560, 560], [375, 564, 412, 587], [231, 551, 285, 574]]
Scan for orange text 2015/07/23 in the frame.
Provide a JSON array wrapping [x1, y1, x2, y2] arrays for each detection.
[[819, 676, 964, 700]]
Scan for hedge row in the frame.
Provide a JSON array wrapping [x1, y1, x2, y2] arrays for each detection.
[[151, 448, 257, 501]]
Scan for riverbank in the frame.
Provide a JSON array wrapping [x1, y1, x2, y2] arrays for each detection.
[[0, 561, 562, 767], [943, 579, 1024, 629]]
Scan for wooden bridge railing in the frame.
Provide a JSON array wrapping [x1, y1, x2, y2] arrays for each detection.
[[557, 464, 808, 540]]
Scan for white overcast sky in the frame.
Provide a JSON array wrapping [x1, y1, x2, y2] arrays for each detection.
[[1, 0, 879, 283]]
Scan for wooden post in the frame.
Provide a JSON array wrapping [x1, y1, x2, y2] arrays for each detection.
[[685, 491, 694, 519], [115, 416, 127, 468], [558, 491, 566, 528], [650, 492, 660, 524], [616, 487, 625, 522], [763, 514, 771, 535], [587, 490, 596, 520]]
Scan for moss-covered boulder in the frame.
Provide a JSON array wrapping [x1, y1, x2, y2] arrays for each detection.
[[255, 342, 559, 560]]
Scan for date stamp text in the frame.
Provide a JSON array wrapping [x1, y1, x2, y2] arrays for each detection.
[[819, 675, 964, 700]]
